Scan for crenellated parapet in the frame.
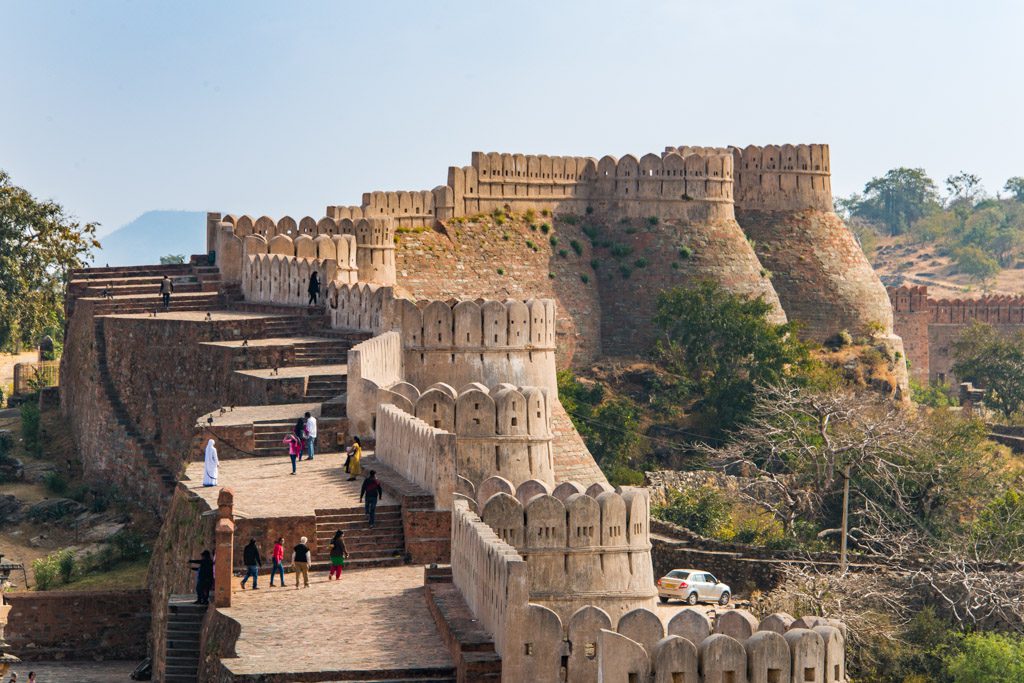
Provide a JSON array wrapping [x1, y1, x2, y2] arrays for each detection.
[[241, 252, 354, 307], [887, 285, 1024, 324], [356, 189, 437, 228], [477, 480, 654, 621], [731, 143, 833, 212], [213, 213, 395, 285]]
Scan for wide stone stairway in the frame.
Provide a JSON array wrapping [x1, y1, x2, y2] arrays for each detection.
[[313, 503, 406, 570]]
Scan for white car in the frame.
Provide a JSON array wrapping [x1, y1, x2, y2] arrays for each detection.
[[657, 569, 731, 606]]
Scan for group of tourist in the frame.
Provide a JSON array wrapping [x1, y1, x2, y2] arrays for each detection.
[[283, 411, 319, 474]]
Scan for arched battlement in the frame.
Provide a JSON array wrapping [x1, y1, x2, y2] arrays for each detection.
[[240, 252, 339, 306], [731, 143, 833, 212], [359, 188, 436, 227]]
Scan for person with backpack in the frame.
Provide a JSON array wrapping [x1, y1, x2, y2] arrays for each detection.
[[240, 538, 262, 590], [269, 537, 286, 587], [360, 470, 384, 528], [327, 530, 347, 580]]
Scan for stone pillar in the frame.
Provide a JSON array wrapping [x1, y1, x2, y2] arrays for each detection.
[[215, 487, 235, 608]]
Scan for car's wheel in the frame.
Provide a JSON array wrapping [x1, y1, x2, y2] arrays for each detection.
[[687, 592, 698, 605], [718, 591, 730, 606], [659, 595, 669, 604]]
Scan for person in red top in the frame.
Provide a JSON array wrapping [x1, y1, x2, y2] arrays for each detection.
[[283, 432, 303, 475], [269, 537, 285, 587]]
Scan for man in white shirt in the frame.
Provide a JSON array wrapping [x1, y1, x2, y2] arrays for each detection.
[[304, 411, 317, 460]]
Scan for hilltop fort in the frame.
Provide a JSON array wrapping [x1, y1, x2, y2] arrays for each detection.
[[33, 142, 871, 680]]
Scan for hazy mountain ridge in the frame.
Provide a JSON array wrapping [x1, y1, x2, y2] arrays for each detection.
[[93, 210, 205, 266]]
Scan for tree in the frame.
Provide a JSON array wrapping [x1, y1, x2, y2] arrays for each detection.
[[0, 170, 98, 351], [652, 281, 811, 434], [945, 172, 986, 209], [159, 254, 185, 265], [952, 245, 1000, 286], [850, 168, 941, 236], [952, 322, 1024, 418], [1004, 176, 1024, 202], [946, 633, 1024, 683]]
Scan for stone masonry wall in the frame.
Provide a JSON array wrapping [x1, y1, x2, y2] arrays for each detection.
[[3, 589, 150, 661], [738, 209, 894, 343]]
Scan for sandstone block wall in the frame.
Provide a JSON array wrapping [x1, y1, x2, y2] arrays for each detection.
[[346, 330, 404, 437], [376, 403, 457, 509], [731, 143, 833, 213], [3, 589, 150, 661]]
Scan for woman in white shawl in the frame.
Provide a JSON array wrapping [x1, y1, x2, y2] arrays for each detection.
[[203, 439, 219, 487]]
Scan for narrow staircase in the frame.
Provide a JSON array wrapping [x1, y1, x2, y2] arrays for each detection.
[[313, 504, 406, 570], [164, 595, 205, 683], [305, 374, 346, 401]]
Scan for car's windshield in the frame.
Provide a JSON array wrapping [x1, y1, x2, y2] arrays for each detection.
[[667, 570, 689, 579]]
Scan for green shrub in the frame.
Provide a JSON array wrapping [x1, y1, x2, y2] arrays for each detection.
[[20, 401, 41, 457], [549, 235, 558, 247], [548, 272, 555, 279], [529, 223, 538, 231], [525, 240, 537, 252], [559, 249, 569, 259], [540, 223, 551, 234], [671, 262, 679, 270], [634, 257, 649, 269], [58, 549, 76, 583], [625, 226, 637, 234], [590, 259, 600, 270], [524, 208, 536, 223], [496, 268, 505, 275], [32, 552, 61, 590], [946, 632, 1024, 682], [580, 274, 590, 284], [541, 208, 550, 217], [559, 214, 578, 225], [678, 245, 692, 259], [585, 206, 594, 215], [619, 265, 632, 279], [111, 530, 150, 563], [605, 463, 645, 487], [0, 430, 12, 458], [912, 379, 958, 408], [43, 471, 68, 496], [610, 244, 633, 259], [582, 225, 599, 241], [501, 232, 509, 241], [653, 486, 730, 537], [647, 216, 659, 226], [570, 240, 583, 255]]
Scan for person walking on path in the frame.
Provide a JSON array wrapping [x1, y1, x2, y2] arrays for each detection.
[[360, 470, 384, 528], [292, 536, 311, 588], [303, 411, 317, 460], [269, 537, 286, 587], [203, 439, 219, 487], [346, 436, 362, 481], [283, 432, 303, 474], [293, 417, 308, 461], [240, 538, 262, 590], [327, 530, 347, 580], [159, 274, 174, 310], [189, 550, 214, 604], [307, 271, 320, 306]]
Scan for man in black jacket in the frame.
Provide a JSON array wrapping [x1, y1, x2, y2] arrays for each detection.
[[360, 470, 384, 528], [240, 538, 262, 590]]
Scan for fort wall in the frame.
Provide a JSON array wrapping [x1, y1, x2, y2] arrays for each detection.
[[375, 403, 457, 510], [345, 330, 404, 437], [451, 499, 846, 683], [888, 285, 1024, 385], [731, 143, 833, 213]]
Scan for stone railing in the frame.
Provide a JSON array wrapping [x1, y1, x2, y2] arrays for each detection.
[[375, 403, 457, 510]]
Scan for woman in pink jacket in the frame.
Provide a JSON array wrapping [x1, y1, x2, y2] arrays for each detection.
[[283, 425, 303, 475]]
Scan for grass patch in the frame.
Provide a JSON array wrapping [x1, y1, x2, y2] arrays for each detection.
[[53, 559, 149, 592]]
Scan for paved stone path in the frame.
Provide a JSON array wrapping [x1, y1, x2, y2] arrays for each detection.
[[198, 402, 324, 427], [109, 310, 282, 321], [235, 363, 347, 379], [202, 335, 333, 349], [4, 661, 137, 682], [220, 564, 454, 678], [184, 450, 364, 517]]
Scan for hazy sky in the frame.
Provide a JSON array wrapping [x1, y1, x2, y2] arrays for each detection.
[[3, 1, 1021, 235]]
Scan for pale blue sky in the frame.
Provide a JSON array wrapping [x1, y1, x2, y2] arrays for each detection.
[[2, 1, 1021, 235]]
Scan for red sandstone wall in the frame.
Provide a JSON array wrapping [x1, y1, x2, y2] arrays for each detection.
[[738, 209, 894, 343], [3, 589, 150, 660]]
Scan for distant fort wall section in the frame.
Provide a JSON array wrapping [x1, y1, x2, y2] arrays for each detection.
[[889, 285, 1024, 385]]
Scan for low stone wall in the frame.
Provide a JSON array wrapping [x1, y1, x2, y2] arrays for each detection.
[[3, 588, 150, 660], [198, 606, 241, 682]]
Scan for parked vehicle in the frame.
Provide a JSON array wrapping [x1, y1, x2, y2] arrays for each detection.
[[657, 569, 731, 605]]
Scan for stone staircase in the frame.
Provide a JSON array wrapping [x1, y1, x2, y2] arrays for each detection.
[[68, 264, 224, 315], [94, 319, 178, 493], [251, 421, 299, 456], [258, 315, 306, 338], [305, 373, 347, 401], [291, 339, 351, 365], [164, 595, 205, 683], [313, 504, 406, 570]]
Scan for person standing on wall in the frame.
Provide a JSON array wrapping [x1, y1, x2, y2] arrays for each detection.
[[307, 271, 320, 306], [303, 411, 317, 460], [189, 549, 214, 604], [240, 538, 262, 590], [327, 529, 347, 580], [269, 537, 286, 587], [346, 436, 362, 481], [159, 274, 174, 310], [283, 431, 303, 474], [360, 470, 383, 528], [292, 536, 311, 588]]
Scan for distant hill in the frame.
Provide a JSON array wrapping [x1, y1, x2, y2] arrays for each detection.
[[93, 210, 206, 267]]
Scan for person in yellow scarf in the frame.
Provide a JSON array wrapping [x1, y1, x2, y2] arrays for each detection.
[[345, 436, 362, 481]]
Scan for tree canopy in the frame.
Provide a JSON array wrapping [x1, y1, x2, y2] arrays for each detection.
[[952, 322, 1024, 419], [842, 167, 941, 236], [0, 170, 98, 351]]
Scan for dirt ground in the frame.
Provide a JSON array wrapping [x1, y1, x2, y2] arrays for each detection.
[[872, 235, 1024, 298]]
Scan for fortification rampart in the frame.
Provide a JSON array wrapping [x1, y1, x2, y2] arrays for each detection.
[[375, 403, 457, 509], [889, 285, 1024, 385], [354, 189, 439, 228], [212, 214, 396, 285], [451, 499, 846, 683], [345, 330, 404, 436], [478, 480, 655, 622], [731, 143, 833, 212], [241, 252, 355, 307]]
